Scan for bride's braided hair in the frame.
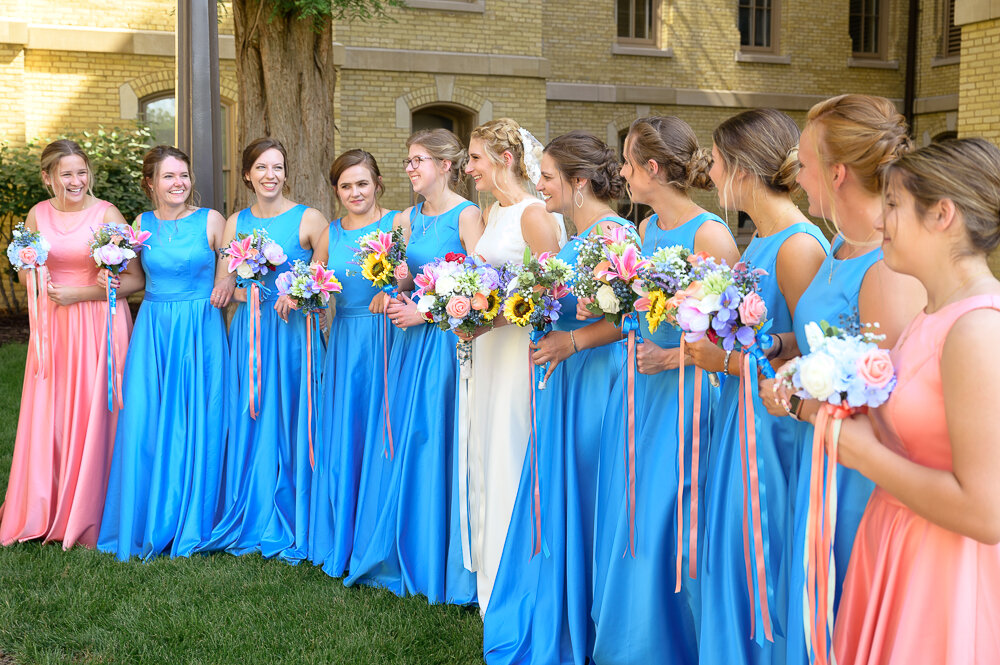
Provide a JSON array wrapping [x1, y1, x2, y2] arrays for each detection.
[[470, 118, 533, 194]]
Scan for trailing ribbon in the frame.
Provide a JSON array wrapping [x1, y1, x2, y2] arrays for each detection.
[[675, 338, 705, 590], [528, 329, 550, 559], [621, 312, 643, 559], [26, 266, 47, 377], [457, 339, 475, 570], [105, 281, 123, 411], [381, 284, 397, 459], [247, 281, 265, 420], [738, 351, 774, 643], [804, 402, 855, 665], [306, 312, 318, 469], [748, 326, 777, 380]]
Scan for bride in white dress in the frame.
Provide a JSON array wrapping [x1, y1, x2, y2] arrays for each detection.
[[458, 118, 565, 613]]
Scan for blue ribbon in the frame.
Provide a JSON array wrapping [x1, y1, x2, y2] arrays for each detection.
[[744, 320, 776, 379], [106, 285, 117, 411], [621, 311, 645, 344], [529, 325, 551, 390]]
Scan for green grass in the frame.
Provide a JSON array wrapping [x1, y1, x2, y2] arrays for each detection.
[[0, 343, 484, 665]]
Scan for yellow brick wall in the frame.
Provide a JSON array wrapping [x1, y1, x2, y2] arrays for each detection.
[[957, 17, 1000, 142], [0, 0, 234, 34], [0, 44, 25, 141], [916, 0, 961, 95]]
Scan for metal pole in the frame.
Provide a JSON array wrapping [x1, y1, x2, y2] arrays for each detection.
[[177, 0, 223, 212]]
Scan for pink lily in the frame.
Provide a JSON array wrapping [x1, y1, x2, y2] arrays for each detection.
[[226, 236, 255, 273], [552, 283, 570, 299], [595, 245, 650, 282], [363, 230, 394, 256], [124, 225, 152, 250], [414, 266, 436, 296], [600, 226, 631, 246], [311, 264, 343, 295]]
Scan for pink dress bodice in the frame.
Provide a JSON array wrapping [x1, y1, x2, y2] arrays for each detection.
[[34, 199, 111, 287]]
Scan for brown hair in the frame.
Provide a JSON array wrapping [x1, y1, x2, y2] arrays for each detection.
[[241, 137, 288, 193], [406, 128, 468, 196], [140, 145, 196, 207], [328, 149, 385, 215], [806, 94, 912, 194], [544, 130, 626, 203], [469, 118, 532, 197], [627, 116, 713, 191], [889, 137, 1000, 255], [713, 108, 802, 194], [40, 139, 94, 197]]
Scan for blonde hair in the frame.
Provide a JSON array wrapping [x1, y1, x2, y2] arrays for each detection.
[[713, 108, 801, 194], [889, 138, 1000, 255], [806, 94, 912, 195], [469, 118, 534, 199], [40, 139, 94, 199], [627, 116, 713, 192], [406, 128, 468, 196]]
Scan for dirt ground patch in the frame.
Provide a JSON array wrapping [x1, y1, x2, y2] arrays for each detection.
[[0, 313, 29, 345]]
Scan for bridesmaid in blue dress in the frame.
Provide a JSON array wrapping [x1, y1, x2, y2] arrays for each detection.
[[345, 131, 480, 602], [756, 96, 924, 665], [685, 110, 828, 665], [308, 149, 399, 578], [483, 131, 632, 665], [590, 118, 739, 664], [200, 138, 329, 562], [97, 146, 229, 561]]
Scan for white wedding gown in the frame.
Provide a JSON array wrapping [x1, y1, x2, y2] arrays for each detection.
[[459, 197, 564, 614]]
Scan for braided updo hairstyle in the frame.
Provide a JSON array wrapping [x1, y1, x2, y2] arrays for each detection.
[[469, 118, 533, 195], [543, 130, 626, 203], [627, 116, 713, 191], [806, 94, 913, 195], [713, 108, 802, 194], [406, 128, 468, 196]]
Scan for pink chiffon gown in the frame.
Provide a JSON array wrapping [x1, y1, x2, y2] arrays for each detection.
[[0, 199, 132, 549], [833, 294, 1000, 665]]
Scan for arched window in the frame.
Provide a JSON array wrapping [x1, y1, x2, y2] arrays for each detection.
[[138, 93, 237, 216]]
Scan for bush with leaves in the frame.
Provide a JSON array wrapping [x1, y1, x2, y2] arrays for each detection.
[[0, 124, 153, 313]]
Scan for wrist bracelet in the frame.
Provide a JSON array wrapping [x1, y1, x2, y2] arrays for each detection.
[[723, 348, 733, 374], [570, 330, 579, 353], [769, 334, 783, 359]]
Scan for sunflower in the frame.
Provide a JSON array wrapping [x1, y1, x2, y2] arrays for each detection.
[[503, 293, 534, 327], [362, 253, 392, 286], [482, 290, 502, 321], [645, 289, 669, 333]]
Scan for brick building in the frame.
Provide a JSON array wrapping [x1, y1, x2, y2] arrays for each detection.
[[0, 0, 990, 217]]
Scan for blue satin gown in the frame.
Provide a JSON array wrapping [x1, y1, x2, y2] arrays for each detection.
[[483, 216, 632, 665], [308, 209, 399, 578], [97, 208, 228, 561], [697, 222, 828, 665], [591, 213, 727, 664], [199, 204, 320, 563], [345, 201, 478, 604], [782, 238, 880, 665]]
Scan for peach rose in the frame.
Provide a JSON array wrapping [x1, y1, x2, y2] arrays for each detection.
[[738, 292, 767, 326], [857, 349, 894, 389], [18, 246, 37, 265], [393, 263, 409, 280], [470, 292, 489, 311], [445, 295, 471, 319]]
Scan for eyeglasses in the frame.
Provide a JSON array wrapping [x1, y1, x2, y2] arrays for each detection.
[[403, 155, 435, 170]]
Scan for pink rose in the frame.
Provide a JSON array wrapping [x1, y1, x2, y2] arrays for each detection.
[[857, 349, 894, 389], [261, 242, 287, 265], [18, 246, 37, 265], [96, 243, 125, 267], [394, 263, 409, 281], [738, 292, 767, 326], [470, 292, 489, 311], [445, 295, 471, 319]]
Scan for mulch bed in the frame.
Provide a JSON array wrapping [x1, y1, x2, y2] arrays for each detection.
[[0, 313, 29, 345]]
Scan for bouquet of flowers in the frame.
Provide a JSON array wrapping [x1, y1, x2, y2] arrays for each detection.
[[352, 227, 408, 294], [634, 244, 692, 333], [275, 260, 343, 314], [570, 225, 649, 327], [776, 319, 895, 665], [6, 222, 52, 373], [414, 252, 502, 337], [500, 248, 574, 389], [221, 229, 288, 286]]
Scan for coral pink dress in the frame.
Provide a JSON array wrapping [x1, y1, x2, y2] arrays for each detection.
[[0, 199, 131, 549], [834, 294, 1000, 665]]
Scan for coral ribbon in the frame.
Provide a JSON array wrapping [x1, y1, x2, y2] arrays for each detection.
[[675, 338, 704, 591], [527, 329, 549, 559], [306, 312, 316, 469], [381, 287, 397, 460], [27, 266, 48, 377], [621, 313, 642, 558], [105, 281, 123, 411], [738, 352, 774, 643], [248, 283, 262, 420]]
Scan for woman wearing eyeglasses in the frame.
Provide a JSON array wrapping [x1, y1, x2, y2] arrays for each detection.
[[345, 129, 481, 605]]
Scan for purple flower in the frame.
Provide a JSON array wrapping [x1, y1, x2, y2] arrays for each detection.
[[275, 271, 294, 295]]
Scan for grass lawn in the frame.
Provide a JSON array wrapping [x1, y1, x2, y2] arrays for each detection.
[[0, 343, 485, 665]]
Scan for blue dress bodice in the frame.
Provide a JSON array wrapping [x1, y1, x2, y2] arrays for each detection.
[[235, 204, 310, 302], [405, 201, 475, 273], [327, 210, 399, 313], [139, 208, 215, 301]]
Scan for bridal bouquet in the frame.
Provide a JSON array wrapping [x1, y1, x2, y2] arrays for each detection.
[[634, 244, 693, 333], [414, 252, 502, 336], [222, 229, 287, 286], [275, 260, 343, 314], [6, 222, 50, 270], [352, 227, 408, 292], [570, 225, 649, 327]]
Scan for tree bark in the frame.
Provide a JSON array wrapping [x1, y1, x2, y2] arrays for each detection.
[[233, 0, 337, 218]]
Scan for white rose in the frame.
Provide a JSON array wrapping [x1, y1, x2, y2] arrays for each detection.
[[804, 321, 826, 352], [696, 293, 721, 314], [416, 295, 435, 313], [122, 248, 136, 260], [436, 274, 457, 295], [595, 283, 621, 314], [236, 263, 254, 279], [797, 352, 838, 401]]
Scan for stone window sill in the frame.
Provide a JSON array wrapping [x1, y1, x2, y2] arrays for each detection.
[[931, 55, 960, 67], [405, 0, 485, 12], [848, 57, 899, 69], [735, 51, 791, 65], [611, 43, 674, 58]]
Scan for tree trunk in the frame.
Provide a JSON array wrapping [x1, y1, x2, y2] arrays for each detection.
[[233, 0, 337, 219]]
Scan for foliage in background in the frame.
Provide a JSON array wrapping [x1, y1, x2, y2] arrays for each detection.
[[0, 125, 152, 313]]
